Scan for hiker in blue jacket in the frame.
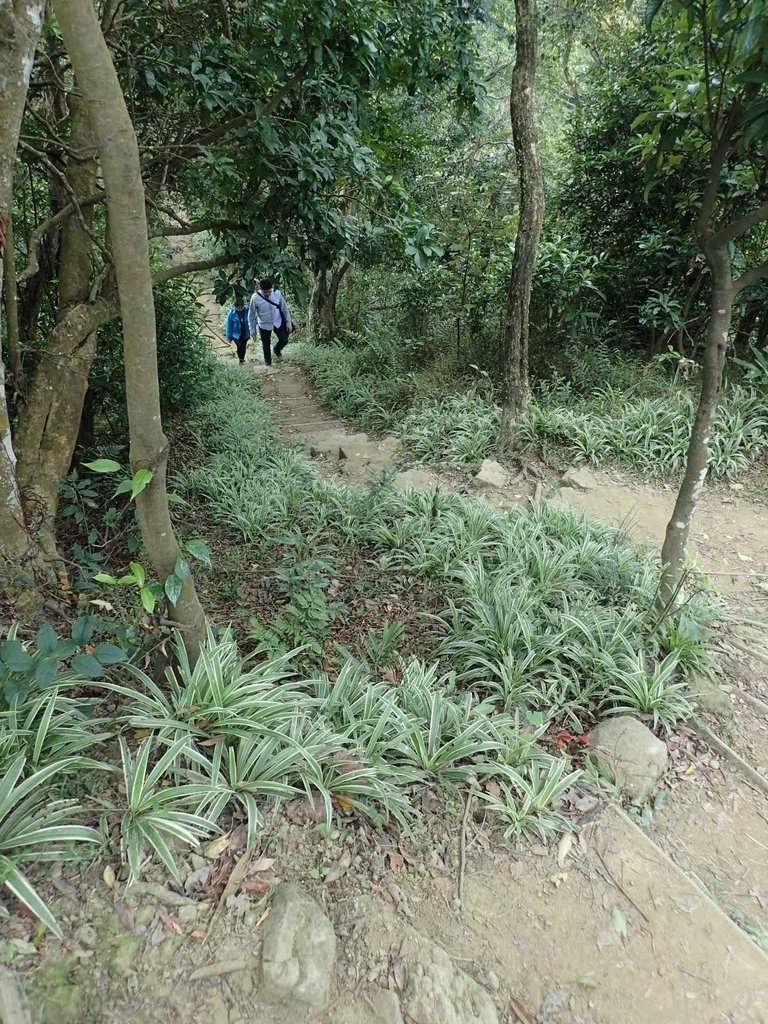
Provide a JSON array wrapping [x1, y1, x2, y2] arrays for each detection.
[[248, 278, 293, 368], [226, 298, 249, 364]]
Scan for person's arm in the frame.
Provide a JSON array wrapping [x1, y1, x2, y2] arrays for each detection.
[[225, 310, 234, 340], [248, 295, 257, 335]]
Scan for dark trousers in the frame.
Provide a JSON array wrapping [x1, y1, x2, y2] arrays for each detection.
[[259, 323, 289, 365], [233, 334, 248, 363]]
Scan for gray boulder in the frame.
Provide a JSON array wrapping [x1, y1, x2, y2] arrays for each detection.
[[370, 987, 405, 1024], [400, 932, 499, 1024], [473, 459, 507, 490], [259, 883, 336, 1007], [589, 716, 668, 802], [560, 466, 598, 491]]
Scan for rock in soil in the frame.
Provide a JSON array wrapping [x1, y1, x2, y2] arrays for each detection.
[[370, 986, 405, 1024], [392, 469, 440, 492], [399, 930, 499, 1024], [589, 716, 668, 802], [473, 459, 507, 490], [560, 466, 598, 491], [259, 883, 336, 1007]]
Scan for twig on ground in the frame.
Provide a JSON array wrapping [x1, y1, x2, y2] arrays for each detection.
[[594, 849, 650, 923], [457, 789, 473, 914]]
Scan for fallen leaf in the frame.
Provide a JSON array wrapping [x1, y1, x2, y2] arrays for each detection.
[[550, 871, 568, 888], [252, 856, 275, 873], [510, 995, 536, 1024], [204, 834, 232, 859], [611, 906, 628, 940], [578, 974, 598, 988], [556, 833, 573, 866], [190, 929, 207, 940], [156, 906, 182, 935], [387, 851, 404, 871], [103, 864, 116, 889], [334, 796, 354, 811], [325, 849, 352, 885]]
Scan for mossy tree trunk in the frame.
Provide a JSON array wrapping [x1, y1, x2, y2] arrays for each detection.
[[52, 0, 208, 657]]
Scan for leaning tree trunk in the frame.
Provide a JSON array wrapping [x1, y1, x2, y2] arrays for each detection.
[[52, 0, 208, 657], [0, 0, 46, 575], [659, 244, 733, 605], [499, 0, 545, 451]]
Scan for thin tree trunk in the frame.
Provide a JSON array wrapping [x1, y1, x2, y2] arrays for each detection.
[[499, 0, 545, 451], [308, 266, 328, 345], [322, 260, 349, 343], [0, 0, 46, 571], [2, 214, 24, 393], [52, 0, 207, 657], [659, 245, 733, 603], [16, 89, 100, 549]]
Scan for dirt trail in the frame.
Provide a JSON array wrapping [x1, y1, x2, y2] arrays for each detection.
[[24, 270, 764, 1024]]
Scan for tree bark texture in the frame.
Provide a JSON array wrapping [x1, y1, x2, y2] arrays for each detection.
[[52, 0, 207, 655], [0, 0, 46, 564], [15, 88, 101, 546], [500, 0, 544, 451], [2, 213, 23, 391]]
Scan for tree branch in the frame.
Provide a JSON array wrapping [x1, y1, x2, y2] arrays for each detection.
[[151, 253, 239, 286], [709, 203, 768, 248], [734, 258, 768, 295], [149, 219, 245, 238]]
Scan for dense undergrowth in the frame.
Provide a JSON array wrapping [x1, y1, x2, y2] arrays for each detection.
[[294, 335, 768, 478], [1, 362, 718, 936]]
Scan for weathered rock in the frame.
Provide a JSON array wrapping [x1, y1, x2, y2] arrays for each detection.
[[370, 987, 405, 1024], [589, 716, 668, 802], [560, 466, 598, 491], [392, 469, 439, 492], [259, 883, 336, 1007], [473, 459, 507, 490], [688, 675, 732, 717], [400, 932, 499, 1024], [0, 967, 31, 1024]]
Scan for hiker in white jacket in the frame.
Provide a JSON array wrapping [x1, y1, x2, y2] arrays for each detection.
[[248, 277, 293, 368]]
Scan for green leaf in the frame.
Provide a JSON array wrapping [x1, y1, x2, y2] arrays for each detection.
[[129, 562, 146, 588], [71, 654, 104, 679], [611, 906, 628, 939], [174, 557, 190, 581], [740, 16, 764, 55], [82, 459, 122, 474], [184, 539, 211, 566], [71, 617, 95, 646], [114, 479, 133, 497], [164, 574, 183, 606], [92, 643, 127, 666], [744, 111, 768, 148], [734, 70, 768, 84], [35, 624, 58, 656], [645, 0, 664, 29], [34, 657, 58, 688], [140, 587, 156, 614], [93, 572, 118, 585], [130, 468, 154, 500], [1, 641, 33, 674]]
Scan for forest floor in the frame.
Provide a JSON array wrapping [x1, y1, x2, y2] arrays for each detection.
[[12, 289, 768, 1024]]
